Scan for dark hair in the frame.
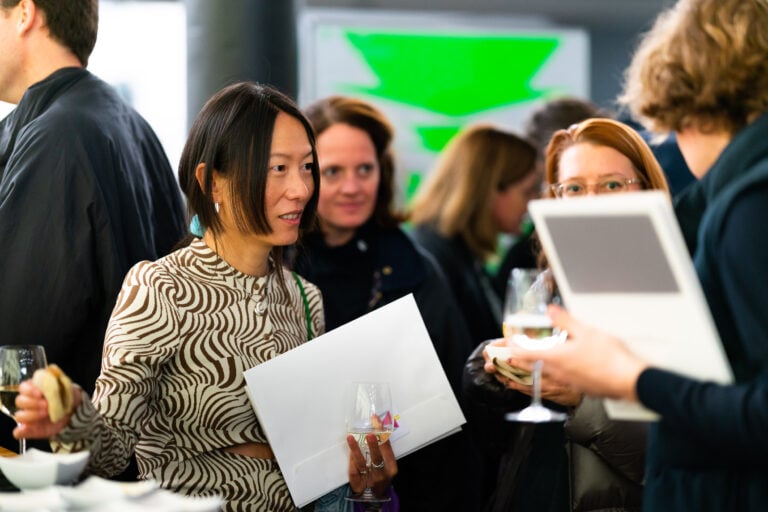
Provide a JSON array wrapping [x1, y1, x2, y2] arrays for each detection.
[[303, 95, 404, 229], [1, 0, 98, 66], [524, 97, 604, 159], [177, 81, 320, 274]]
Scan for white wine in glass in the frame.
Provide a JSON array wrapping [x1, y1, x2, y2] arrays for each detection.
[[503, 312, 555, 340], [0, 345, 48, 454], [502, 268, 567, 423], [345, 381, 393, 504]]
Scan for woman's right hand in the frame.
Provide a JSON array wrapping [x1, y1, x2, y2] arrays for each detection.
[[510, 305, 647, 402], [13, 379, 81, 440], [483, 337, 582, 406], [504, 375, 583, 407]]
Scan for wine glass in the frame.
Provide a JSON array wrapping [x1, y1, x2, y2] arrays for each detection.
[[345, 381, 394, 504], [502, 268, 567, 423], [0, 345, 48, 454]]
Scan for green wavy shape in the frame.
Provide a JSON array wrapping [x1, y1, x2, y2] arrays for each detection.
[[415, 125, 462, 152]]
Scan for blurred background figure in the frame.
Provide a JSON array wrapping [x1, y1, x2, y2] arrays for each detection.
[[408, 124, 538, 508], [0, 0, 185, 461], [645, 132, 695, 196], [617, 112, 696, 197], [524, 97, 606, 168], [290, 95, 481, 511], [465, 118, 669, 512], [409, 124, 539, 348]]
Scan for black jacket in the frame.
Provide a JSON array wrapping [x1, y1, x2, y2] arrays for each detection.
[[0, 68, 186, 454], [409, 225, 503, 344], [566, 397, 646, 512], [464, 340, 646, 512]]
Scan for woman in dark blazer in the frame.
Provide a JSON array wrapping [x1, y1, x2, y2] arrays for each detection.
[[290, 95, 481, 511]]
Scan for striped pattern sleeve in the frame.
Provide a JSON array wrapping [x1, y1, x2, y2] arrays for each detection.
[[53, 259, 177, 477], [50, 242, 329, 509]]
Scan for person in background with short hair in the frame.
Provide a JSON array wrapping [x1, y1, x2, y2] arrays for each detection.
[[0, 0, 186, 457], [524, 97, 606, 165]]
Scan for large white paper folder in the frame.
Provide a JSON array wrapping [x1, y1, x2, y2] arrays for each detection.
[[243, 294, 465, 507], [527, 191, 733, 420]]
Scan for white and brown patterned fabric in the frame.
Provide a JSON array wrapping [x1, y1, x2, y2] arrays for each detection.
[[54, 238, 324, 511]]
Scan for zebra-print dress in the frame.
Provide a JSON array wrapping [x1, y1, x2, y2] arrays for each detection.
[[53, 238, 325, 511]]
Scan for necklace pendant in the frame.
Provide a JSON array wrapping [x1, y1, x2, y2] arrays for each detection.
[[255, 302, 266, 315]]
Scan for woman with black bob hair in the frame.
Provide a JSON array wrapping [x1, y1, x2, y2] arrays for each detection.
[[14, 82, 396, 511]]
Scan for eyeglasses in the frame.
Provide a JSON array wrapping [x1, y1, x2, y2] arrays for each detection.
[[549, 175, 644, 198]]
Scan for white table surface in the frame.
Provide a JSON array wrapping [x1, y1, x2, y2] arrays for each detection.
[[0, 476, 223, 512]]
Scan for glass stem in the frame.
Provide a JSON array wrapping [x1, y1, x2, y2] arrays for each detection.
[[19, 436, 26, 455], [531, 360, 544, 407], [362, 447, 372, 494]]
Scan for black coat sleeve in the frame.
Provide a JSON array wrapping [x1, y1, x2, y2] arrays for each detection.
[[0, 123, 108, 378], [411, 247, 476, 402], [566, 396, 648, 485], [462, 340, 532, 455]]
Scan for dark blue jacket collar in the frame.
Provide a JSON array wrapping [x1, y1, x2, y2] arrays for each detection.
[[674, 112, 768, 254]]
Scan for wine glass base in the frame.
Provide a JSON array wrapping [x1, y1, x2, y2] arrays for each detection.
[[345, 492, 392, 504], [505, 405, 567, 423]]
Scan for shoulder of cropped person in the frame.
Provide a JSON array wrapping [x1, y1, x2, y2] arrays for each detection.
[[566, 396, 648, 485], [394, 231, 475, 395]]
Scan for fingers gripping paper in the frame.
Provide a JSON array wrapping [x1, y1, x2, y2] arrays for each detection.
[[243, 294, 465, 507]]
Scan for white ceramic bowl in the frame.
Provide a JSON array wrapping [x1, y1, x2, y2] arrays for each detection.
[[0, 448, 89, 489]]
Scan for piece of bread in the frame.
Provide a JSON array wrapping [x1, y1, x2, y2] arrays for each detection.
[[485, 345, 532, 386], [32, 364, 74, 422]]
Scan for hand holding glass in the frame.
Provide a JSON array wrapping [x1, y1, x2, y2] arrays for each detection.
[[0, 345, 48, 453], [345, 381, 394, 503], [502, 269, 566, 423]]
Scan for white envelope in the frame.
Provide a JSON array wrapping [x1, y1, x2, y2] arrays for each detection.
[[243, 294, 465, 508]]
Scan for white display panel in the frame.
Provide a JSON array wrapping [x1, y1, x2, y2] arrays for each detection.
[[528, 192, 733, 420]]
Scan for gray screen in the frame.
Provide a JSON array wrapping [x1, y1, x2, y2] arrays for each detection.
[[545, 215, 679, 293]]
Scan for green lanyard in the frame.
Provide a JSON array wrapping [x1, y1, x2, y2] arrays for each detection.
[[291, 272, 314, 340]]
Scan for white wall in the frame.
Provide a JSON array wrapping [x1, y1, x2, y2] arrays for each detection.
[[1, 1, 187, 172], [90, 1, 187, 170]]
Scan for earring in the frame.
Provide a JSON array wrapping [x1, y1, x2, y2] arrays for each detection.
[[215, 202, 220, 214]]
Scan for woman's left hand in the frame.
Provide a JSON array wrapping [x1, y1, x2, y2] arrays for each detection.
[[347, 434, 397, 496]]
